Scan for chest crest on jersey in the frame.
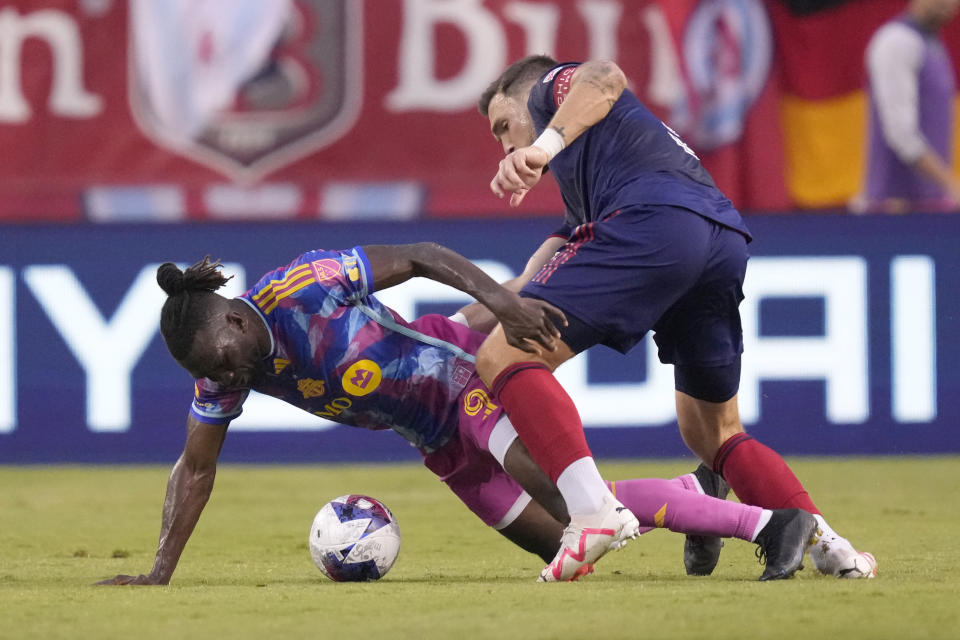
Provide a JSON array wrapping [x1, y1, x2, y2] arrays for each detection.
[[297, 378, 327, 399]]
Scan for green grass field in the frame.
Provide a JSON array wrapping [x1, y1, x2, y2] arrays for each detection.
[[2, 457, 958, 639]]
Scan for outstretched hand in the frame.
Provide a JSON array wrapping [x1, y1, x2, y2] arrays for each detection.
[[492, 294, 567, 354], [95, 573, 165, 586], [490, 146, 549, 208]]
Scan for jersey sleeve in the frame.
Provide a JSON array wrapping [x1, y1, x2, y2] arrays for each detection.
[[190, 378, 249, 424], [527, 63, 580, 126], [549, 223, 572, 239], [245, 246, 375, 315]]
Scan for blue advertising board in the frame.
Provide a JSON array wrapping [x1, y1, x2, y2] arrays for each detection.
[[1, 214, 958, 463]]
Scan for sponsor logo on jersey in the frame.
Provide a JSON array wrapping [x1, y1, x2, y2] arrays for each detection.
[[314, 397, 352, 418], [310, 259, 343, 283], [341, 359, 382, 396], [463, 388, 498, 419], [297, 378, 327, 399], [344, 255, 360, 282]]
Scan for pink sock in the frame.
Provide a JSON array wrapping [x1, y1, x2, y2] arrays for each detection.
[[608, 478, 763, 541]]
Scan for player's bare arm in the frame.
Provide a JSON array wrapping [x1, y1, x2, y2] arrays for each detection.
[[362, 242, 565, 352], [96, 416, 227, 586], [456, 235, 567, 333], [550, 60, 627, 141], [490, 60, 627, 207]]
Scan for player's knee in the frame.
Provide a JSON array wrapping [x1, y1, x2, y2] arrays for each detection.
[[475, 340, 502, 386], [476, 334, 521, 386], [679, 420, 742, 468]]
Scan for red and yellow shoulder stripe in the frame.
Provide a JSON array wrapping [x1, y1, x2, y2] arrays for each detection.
[[251, 263, 315, 314]]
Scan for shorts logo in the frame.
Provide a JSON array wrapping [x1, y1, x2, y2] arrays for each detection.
[[342, 360, 382, 396], [463, 388, 498, 419], [273, 358, 290, 374], [310, 259, 342, 282], [297, 378, 326, 399]]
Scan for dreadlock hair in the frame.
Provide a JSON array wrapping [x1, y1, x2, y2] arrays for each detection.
[[157, 257, 233, 361], [478, 54, 559, 117]]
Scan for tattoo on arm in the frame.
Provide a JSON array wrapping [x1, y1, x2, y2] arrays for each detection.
[[584, 78, 620, 98], [550, 125, 566, 141], [581, 61, 624, 107]]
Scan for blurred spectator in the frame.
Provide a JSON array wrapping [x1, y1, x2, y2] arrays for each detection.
[[853, 0, 960, 214]]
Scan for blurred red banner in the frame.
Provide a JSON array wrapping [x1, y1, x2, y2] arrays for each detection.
[[1, 0, 957, 222]]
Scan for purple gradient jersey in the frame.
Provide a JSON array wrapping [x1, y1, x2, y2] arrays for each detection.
[[528, 63, 751, 240], [189, 247, 495, 453]]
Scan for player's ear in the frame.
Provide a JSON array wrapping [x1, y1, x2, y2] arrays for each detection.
[[225, 308, 246, 331]]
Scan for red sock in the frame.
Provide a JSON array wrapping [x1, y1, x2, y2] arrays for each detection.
[[491, 362, 591, 483], [713, 433, 820, 515]]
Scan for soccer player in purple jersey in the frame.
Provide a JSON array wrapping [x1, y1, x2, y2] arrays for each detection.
[[476, 56, 876, 581], [854, 0, 960, 213], [97, 244, 817, 586]]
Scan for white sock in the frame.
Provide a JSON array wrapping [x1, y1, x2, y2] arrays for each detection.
[[749, 509, 774, 542], [556, 457, 610, 515], [812, 514, 852, 550]]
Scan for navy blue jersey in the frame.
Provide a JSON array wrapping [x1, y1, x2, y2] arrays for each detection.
[[528, 63, 751, 240]]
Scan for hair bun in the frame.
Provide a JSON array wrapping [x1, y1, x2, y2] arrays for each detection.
[[156, 262, 186, 296]]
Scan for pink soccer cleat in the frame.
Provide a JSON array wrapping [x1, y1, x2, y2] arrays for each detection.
[[538, 495, 639, 582]]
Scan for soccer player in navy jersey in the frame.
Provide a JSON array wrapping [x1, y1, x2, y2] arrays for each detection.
[[96, 244, 818, 586], [476, 56, 876, 581]]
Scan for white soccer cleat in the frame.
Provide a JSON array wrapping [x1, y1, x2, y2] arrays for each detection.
[[538, 495, 639, 582], [836, 551, 878, 579], [609, 501, 641, 551], [810, 536, 878, 579]]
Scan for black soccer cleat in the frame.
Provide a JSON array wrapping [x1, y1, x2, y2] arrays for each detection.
[[755, 508, 820, 581], [683, 463, 731, 576]]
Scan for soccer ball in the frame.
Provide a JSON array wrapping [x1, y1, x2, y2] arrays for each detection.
[[838, 551, 878, 579], [308, 494, 401, 582]]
